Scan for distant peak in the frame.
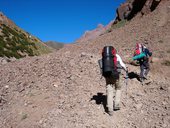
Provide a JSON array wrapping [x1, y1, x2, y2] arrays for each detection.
[[0, 12, 3, 15], [97, 24, 104, 28]]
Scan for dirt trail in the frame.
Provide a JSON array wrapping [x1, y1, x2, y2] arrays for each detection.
[[0, 46, 169, 128]]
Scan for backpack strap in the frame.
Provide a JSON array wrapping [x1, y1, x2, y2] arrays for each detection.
[[112, 48, 117, 70]]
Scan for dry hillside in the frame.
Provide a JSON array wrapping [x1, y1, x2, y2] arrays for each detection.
[[0, 0, 170, 128], [0, 12, 52, 60]]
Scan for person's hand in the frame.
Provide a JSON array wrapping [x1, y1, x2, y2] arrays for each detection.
[[149, 56, 153, 63], [125, 67, 128, 72], [128, 58, 133, 63]]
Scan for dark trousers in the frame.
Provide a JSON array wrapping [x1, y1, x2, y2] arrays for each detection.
[[140, 61, 150, 79]]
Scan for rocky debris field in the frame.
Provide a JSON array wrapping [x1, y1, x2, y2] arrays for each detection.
[[0, 44, 169, 128]]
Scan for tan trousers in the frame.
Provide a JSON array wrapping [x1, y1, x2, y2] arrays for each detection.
[[106, 76, 121, 112]]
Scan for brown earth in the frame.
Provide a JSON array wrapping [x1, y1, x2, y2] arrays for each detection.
[[0, 0, 170, 128]]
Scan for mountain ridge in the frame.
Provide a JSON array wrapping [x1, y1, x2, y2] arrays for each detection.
[[0, 12, 52, 60], [45, 41, 64, 50], [76, 0, 162, 43]]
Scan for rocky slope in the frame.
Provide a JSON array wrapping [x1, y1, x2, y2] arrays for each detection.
[[0, 12, 52, 60], [115, 0, 161, 22], [0, 0, 170, 128], [76, 21, 114, 43], [77, 0, 162, 43], [45, 41, 64, 50]]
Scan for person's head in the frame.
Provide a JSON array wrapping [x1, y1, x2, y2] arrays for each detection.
[[144, 40, 148, 44], [143, 40, 149, 47], [142, 44, 147, 48]]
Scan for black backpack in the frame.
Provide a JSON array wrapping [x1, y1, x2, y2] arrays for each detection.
[[102, 46, 119, 78]]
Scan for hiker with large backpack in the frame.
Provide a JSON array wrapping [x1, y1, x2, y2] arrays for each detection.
[[133, 43, 152, 83], [100, 46, 127, 116]]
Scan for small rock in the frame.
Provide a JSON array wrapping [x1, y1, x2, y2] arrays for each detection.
[[5, 85, 9, 89], [24, 102, 28, 106], [135, 92, 144, 97], [135, 103, 143, 110], [168, 87, 170, 92], [1, 58, 8, 65], [162, 123, 167, 128], [10, 57, 16, 62], [53, 84, 58, 88], [53, 81, 60, 87], [39, 119, 43, 124], [159, 86, 166, 91], [162, 101, 166, 105], [80, 52, 86, 57]]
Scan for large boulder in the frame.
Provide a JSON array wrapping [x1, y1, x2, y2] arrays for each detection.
[[116, 2, 133, 21], [115, 0, 161, 21]]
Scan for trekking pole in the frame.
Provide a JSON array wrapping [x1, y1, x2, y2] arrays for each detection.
[[125, 68, 129, 98], [98, 59, 103, 79]]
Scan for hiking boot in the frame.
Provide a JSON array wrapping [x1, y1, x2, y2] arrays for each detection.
[[143, 75, 147, 80], [143, 79, 152, 85], [108, 111, 113, 116], [114, 106, 120, 111], [140, 77, 145, 85]]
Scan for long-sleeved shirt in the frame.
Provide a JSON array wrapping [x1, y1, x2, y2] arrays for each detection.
[[138, 48, 152, 65], [143, 48, 152, 57], [116, 54, 126, 71]]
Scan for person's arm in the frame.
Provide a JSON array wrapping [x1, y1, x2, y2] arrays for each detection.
[[145, 48, 152, 57], [145, 49, 152, 63], [116, 54, 127, 71], [148, 50, 152, 63]]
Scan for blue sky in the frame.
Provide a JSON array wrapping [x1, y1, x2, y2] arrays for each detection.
[[0, 0, 125, 43]]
